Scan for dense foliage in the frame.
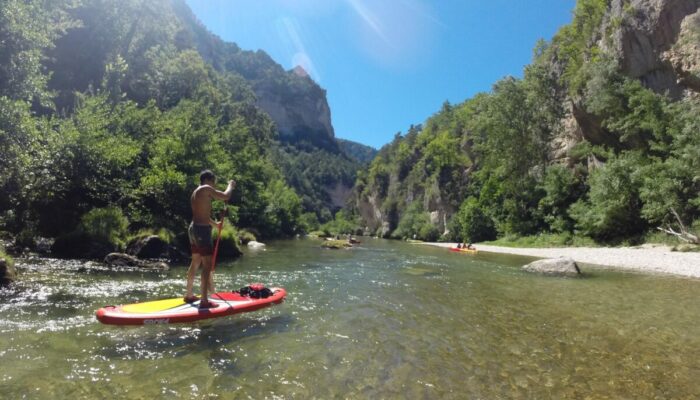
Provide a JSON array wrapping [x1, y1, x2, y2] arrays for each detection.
[[1, 0, 362, 252], [349, 0, 700, 244]]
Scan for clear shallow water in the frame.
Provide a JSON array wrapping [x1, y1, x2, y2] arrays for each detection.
[[1, 239, 699, 399]]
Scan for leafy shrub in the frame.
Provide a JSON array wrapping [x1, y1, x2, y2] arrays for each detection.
[[569, 153, 646, 241], [237, 229, 257, 244], [418, 223, 440, 242], [298, 212, 320, 233], [393, 203, 431, 240], [308, 230, 330, 238], [14, 229, 36, 250], [538, 166, 582, 233], [453, 197, 497, 243], [0, 246, 16, 285], [125, 228, 174, 246], [211, 224, 242, 258], [321, 210, 361, 236], [79, 207, 129, 245]]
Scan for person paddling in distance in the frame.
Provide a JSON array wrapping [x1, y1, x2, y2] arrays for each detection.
[[185, 170, 235, 308]]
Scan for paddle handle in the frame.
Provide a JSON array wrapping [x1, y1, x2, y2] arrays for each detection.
[[211, 207, 227, 271]]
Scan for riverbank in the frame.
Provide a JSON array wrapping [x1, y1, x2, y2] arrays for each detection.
[[423, 242, 700, 279]]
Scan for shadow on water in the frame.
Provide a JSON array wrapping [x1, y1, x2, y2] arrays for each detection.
[[98, 313, 295, 361]]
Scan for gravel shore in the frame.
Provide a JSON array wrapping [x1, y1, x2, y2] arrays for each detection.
[[423, 242, 700, 279]]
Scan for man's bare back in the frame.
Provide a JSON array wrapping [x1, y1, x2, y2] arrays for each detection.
[[191, 181, 236, 225], [184, 171, 235, 308]]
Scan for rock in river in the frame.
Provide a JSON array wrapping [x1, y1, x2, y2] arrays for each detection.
[[127, 235, 168, 259], [0, 258, 16, 286], [522, 257, 581, 277], [104, 253, 169, 270], [247, 241, 266, 249]]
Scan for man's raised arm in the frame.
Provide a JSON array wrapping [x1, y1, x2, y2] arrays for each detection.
[[211, 180, 236, 201]]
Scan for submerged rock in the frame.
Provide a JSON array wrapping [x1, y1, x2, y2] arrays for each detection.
[[104, 253, 169, 270], [0, 258, 16, 286], [522, 257, 581, 277]]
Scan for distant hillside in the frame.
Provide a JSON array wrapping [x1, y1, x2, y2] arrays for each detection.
[[42, 0, 365, 220], [0, 0, 371, 243], [350, 0, 700, 244], [338, 139, 378, 164]]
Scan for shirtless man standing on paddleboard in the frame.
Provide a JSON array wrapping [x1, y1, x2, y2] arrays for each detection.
[[185, 170, 235, 308]]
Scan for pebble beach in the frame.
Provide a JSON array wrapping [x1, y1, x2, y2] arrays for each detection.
[[424, 242, 700, 279]]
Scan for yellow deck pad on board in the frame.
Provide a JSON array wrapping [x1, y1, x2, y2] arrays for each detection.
[[121, 298, 188, 314]]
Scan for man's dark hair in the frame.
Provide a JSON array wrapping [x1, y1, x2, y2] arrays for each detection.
[[200, 170, 216, 184]]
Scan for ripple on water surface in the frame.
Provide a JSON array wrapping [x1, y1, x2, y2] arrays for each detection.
[[1, 239, 700, 398]]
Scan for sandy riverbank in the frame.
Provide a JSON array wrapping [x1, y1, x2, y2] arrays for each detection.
[[422, 242, 700, 279]]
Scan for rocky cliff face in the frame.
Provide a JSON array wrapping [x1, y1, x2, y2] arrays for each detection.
[[254, 72, 337, 150], [663, 8, 700, 93], [555, 0, 699, 162], [605, 0, 700, 99]]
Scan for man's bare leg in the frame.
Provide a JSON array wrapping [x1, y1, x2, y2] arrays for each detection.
[[200, 255, 217, 307], [185, 254, 202, 301], [208, 270, 215, 293]]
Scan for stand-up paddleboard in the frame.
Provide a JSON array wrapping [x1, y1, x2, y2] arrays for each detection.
[[450, 247, 478, 254], [96, 285, 286, 326]]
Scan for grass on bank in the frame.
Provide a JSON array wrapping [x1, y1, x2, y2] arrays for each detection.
[[481, 231, 700, 251], [0, 247, 13, 266], [482, 233, 597, 248]]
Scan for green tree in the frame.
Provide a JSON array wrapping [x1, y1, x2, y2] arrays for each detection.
[[0, 0, 73, 104], [452, 197, 496, 243], [570, 152, 647, 241]]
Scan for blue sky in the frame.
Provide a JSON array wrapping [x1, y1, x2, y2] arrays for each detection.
[[186, 0, 577, 148]]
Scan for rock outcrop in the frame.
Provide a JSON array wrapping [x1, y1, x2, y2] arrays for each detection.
[[0, 258, 16, 286], [553, 0, 700, 163], [247, 241, 266, 249], [104, 253, 169, 270], [126, 235, 176, 260], [605, 0, 700, 99], [522, 257, 582, 277], [254, 72, 337, 150], [663, 8, 700, 93]]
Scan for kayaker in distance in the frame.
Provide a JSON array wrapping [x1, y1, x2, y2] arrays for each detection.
[[185, 170, 235, 308]]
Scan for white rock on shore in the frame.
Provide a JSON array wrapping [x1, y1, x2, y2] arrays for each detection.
[[424, 242, 700, 279], [522, 257, 581, 277]]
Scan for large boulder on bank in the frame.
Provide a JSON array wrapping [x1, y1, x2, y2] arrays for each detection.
[[126, 235, 168, 259], [0, 258, 16, 286], [104, 253, 169, 270], [522, 257, 581, 277]]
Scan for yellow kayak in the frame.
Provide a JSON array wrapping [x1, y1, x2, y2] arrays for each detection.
[[450, 247, 478, 254]]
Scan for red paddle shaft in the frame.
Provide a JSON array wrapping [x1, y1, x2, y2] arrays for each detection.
[[211, 207, 228, 271]]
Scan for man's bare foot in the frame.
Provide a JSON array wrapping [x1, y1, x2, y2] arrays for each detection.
[[184, 295, 199, 303], [199, 300, 219, 309]]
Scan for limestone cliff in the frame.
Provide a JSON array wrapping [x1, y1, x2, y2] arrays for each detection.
[[604, 0, 700, 99], [254, 70, 337, 150], [555, 0, 699, 161]]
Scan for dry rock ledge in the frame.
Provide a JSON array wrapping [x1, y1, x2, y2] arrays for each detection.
[[423, 243, 700, 279]]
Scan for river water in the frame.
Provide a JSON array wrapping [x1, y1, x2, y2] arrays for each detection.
[[1, 238, 699, 399]]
